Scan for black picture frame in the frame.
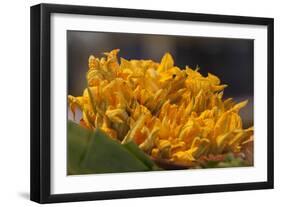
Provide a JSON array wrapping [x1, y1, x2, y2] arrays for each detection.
[[30, 3, 274, 204]]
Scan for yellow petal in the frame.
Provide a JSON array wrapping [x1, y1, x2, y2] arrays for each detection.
[[105, 108, 128, 124], [157, 53, 174, 73], [231, 100, 248, 112]]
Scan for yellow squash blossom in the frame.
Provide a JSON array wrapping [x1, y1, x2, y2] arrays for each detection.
[[68, 49, 253, 166]]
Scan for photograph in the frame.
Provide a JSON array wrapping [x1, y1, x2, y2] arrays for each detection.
[[30, 3, 273, 203], [67, 31, 254, 175]]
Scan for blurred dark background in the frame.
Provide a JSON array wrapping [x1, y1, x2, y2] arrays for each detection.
[[67, 31, 253, 127]]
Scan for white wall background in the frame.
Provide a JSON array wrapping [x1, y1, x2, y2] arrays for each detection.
[[0, 0, 279, 206]]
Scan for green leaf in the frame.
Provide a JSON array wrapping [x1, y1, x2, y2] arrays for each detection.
[[67, 120, 92, 175], [80, 129, 150, 173], [67, 121, 160, 175], [123, 142, 161, 170]]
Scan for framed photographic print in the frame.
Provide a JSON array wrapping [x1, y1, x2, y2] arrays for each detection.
[[30, 3, 274, 203]]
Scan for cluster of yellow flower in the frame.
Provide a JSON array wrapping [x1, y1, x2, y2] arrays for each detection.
[[68, 49, 253, 166]]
